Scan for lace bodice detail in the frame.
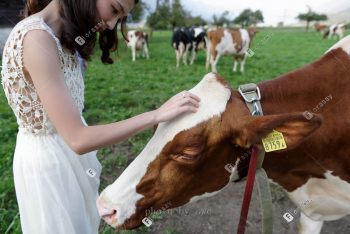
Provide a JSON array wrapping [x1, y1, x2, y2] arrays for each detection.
[[1, 16, 84, 135]]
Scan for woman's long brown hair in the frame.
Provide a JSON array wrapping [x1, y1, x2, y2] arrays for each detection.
[[22, 0, 136, 63]]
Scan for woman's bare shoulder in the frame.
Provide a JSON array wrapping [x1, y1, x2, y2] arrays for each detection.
[[22, 29, 61, 74], [23, 29, 59, 55]]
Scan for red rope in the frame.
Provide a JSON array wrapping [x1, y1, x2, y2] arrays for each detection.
[[237, 146, 260, 234]]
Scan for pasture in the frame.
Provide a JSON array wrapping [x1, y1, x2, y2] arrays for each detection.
[[1, 28, 349, 233]]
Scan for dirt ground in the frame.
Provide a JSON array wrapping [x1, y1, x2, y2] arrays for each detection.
[[100, 144, 350, 234], [147, 182, 350, 234]]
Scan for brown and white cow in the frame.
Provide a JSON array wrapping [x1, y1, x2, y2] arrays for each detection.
[[126, 30, 149, 62], [323, 23, 346, 40], [206, 28, 257, 73], [97, 36, 350, 233], [314, 23, 327, 33]]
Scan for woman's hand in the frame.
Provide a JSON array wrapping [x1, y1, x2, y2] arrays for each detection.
[[153, 91, 201, 124]]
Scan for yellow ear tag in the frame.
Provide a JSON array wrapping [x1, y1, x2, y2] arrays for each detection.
[[261, 130, 287, 152]]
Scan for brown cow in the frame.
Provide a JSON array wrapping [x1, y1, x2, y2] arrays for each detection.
[[97, 36, 350, 233], [206, 28, 257, 73], [314, 23, 327, 33]]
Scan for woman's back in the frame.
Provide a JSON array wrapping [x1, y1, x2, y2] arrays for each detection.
[[2, 15, 85, 135]]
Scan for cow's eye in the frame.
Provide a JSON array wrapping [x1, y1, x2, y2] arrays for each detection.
[[170, 151, 201, 164], [180, 153, 198, 160], [183, 146, 202, 156]]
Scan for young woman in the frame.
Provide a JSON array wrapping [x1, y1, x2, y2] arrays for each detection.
[[1, 0, 200, 233]]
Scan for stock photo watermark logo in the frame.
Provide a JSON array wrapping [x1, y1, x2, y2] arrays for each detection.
[[143, 202, 211, 227], [282, 199, 313, 224], [86, 168, 97, 178], [224, 163, 235, 173], [142, 217, 153, 227], [75, 21, 104, 46], [225, 149, 252, 174], [145, 202, 172, 216], [245, 48, 255, 58], [245, 32, 274, 58], [142, 202, 172, 227], [303, 94, 333, 120]]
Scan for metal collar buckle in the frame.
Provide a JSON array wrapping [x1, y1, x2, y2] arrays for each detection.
[[238, 83, 263, 116]]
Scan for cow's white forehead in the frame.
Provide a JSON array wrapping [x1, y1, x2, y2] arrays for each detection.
[[156, 73, 230, 140], [101, 73, 231, 226]]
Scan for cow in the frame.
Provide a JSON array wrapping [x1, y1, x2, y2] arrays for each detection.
[[314, 23, 327, 33], [172, 27, 207, 68], [126, 30, 149, 62], [323, 23, 346, 40], [206, 28, 257, 74], [97, 36, 350, 234]]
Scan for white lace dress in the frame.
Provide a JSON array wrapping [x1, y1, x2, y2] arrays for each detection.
[[1, 16, 102, 234]]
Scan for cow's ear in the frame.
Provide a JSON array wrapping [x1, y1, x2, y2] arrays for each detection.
[[234, 113, 322, 151]]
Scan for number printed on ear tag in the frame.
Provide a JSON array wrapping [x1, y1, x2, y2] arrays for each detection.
[[261, 130, 287, 152]]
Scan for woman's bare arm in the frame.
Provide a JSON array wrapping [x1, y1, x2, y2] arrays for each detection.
[[23, 30, 200, 155]]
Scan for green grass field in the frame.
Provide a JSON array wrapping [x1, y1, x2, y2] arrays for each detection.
[[0, 28, 343, 233]]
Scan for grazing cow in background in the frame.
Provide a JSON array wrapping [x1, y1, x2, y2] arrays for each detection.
[[172, 27, 207, 67], [206, 28, 257, 73], [323, 24, 346, 40], [97, 36, 350, 234], [126, 30, 149, 62], [314, 23, 327, 33]]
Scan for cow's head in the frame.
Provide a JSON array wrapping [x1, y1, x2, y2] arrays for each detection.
[[97, 73, 321, 229], [126, 31, 146, 49]]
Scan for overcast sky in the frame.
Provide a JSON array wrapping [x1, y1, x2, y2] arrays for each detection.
[[147, 0, 350, 26]]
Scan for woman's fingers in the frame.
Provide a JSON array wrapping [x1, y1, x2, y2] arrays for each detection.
[[176, 91, 201, 104], [176, 90, 201, 102], [178, 95, 200, 108], [175, 91, 201, 114], [154, 91, 201, 123], [188, 92, 201, 102]]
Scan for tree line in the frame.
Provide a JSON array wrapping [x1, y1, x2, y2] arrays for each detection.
[[130, 1, 330, 31], [130, 0, 264, 29]]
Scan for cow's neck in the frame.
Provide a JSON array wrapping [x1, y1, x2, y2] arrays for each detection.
[[259, 48, 350, 115], [253, 48, 350, 191]]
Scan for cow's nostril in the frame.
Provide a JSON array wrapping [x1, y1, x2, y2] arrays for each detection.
[[102, 209, 117, 224], [103, 209, 116, 219], [96, 197, 118, 224], [99, 207, 116, 218]]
